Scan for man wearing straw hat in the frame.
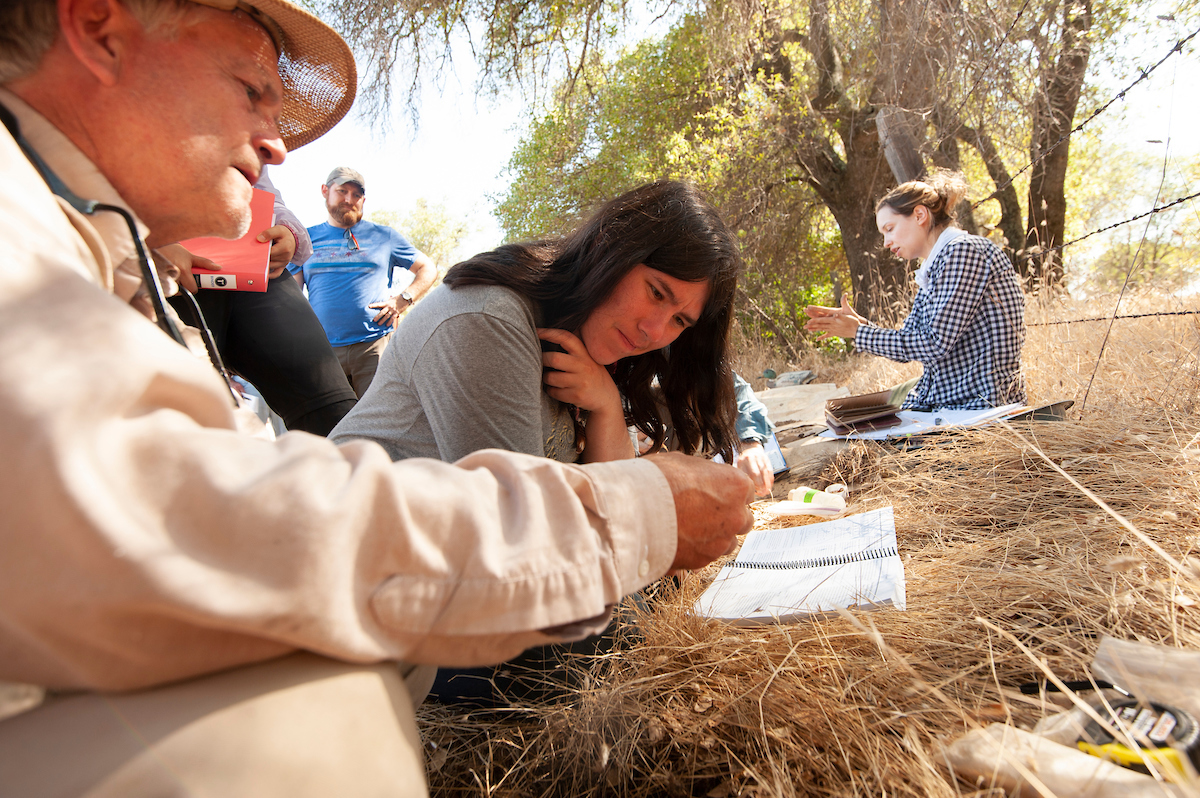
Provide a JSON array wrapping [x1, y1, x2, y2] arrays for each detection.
[[0, 0, 755, 794]]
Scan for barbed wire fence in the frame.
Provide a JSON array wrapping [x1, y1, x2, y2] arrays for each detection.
[[971, 22, 1200, 209], [961, 20, 1200, 414], [1032, 309, 1200, 326], [971, 22, 1199, 325], [1023, 185, 1200, 330]]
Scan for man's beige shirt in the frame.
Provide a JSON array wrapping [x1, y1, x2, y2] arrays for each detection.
[[0, 97, 677, 691]]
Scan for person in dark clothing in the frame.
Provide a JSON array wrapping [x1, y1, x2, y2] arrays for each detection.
[[165, 167, 358, 436]]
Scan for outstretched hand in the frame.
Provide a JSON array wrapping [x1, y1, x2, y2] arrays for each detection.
[[804, 295, 867, 342], [538, 327, 635, 462], [647, 452, 756, 571]]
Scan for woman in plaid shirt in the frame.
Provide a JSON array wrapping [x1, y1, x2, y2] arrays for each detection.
[[806, 171, 1026, 410]]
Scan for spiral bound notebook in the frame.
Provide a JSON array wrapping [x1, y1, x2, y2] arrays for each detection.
[[693, 506, 906, 625]]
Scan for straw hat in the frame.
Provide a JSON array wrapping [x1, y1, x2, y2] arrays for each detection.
[[190, 0, 357, 151]]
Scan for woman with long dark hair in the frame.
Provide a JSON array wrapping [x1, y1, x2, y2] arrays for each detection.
[[806, 171, 1025, 410], [330, 180, 743, 465]]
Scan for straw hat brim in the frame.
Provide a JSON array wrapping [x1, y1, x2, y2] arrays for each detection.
[[189, 0, 357, 151]]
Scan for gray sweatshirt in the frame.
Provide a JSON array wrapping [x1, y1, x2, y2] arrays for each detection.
[[330, 283, 577, 463]]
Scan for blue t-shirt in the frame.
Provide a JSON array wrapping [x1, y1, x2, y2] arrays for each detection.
[[294, 220, 418, 347]]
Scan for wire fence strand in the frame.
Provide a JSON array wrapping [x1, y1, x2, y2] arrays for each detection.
[[973, 23, 1200, 209], [1029, 309, 1200, 327], [1048, 188, 1200, 255]]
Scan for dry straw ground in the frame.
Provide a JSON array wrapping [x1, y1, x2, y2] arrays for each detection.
[[419, 288, 1200, 797]]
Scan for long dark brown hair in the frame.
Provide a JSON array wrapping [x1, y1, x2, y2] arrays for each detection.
[[444, 180, 743, 460]]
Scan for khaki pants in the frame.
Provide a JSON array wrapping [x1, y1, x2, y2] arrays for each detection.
[[335, 334, 390, 398], [0, 654, 435, 798]]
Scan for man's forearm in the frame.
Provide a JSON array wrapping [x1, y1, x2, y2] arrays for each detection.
[[406, 255, 437, 300]]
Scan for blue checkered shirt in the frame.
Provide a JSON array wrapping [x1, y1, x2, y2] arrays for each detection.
[[855, 234, 1026, 410]]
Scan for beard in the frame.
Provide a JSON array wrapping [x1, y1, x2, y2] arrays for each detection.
[[330, 202, 362, 227]]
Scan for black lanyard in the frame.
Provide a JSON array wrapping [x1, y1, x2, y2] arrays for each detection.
[[1, 102, 238, 402], [0, 102, 187, 347]]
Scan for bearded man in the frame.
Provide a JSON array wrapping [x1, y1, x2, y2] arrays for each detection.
[[292, 166, 438, 396]]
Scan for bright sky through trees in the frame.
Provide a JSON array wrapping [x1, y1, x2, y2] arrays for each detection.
[[270, 5, 1196, 269], [268, 44, 526, 263]]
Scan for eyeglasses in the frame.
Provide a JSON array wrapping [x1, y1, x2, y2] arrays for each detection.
[[344, 228, 360, 251]]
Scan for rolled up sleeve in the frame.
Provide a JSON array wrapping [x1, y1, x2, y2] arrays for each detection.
[[0, 213, 678, 691]]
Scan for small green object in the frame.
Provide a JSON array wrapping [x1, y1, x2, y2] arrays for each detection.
[[802, 489, 818, 503], [888, 378, 919, 407], [763, 369, 777, 379]]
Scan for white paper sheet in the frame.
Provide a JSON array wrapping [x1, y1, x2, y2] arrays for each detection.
[[693, 507, 906, 625], [818, 403, 1027, 440]]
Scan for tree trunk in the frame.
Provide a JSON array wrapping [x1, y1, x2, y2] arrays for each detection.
[[816, 128, 909, 325], [792, 0, 915, 322], [1024, 0, 1092, 290], [877, 106, 927, 184], [956, 122, 1024, 264], [794, 112, 910, 325]]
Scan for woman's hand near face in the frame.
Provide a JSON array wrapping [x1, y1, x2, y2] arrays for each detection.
[[538, 327, 635, 462], [537, 328, 621, 411]]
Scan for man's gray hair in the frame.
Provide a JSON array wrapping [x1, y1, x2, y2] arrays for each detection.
[[0, 0, 192, 84]]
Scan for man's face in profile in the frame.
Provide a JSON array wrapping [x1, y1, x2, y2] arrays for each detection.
[[103, 5, 287, 246], [322, 182, 365, 227]]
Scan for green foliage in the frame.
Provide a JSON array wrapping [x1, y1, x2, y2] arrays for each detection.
[[496, 13, 856, 355], [369, 199, 474, 268], [1071, 147, 1200, 293], [496, 17, 715, 240]]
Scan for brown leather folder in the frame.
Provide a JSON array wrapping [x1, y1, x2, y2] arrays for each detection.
[[825, 390, 902, 434]]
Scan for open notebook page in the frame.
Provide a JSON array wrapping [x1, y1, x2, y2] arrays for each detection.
[[693, 506, 906, 625]]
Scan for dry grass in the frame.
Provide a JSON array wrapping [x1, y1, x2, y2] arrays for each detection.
[[419, 288, 1200, 797]]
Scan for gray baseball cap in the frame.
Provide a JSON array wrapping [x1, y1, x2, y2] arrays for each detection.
[[325, 166, 366, 193]]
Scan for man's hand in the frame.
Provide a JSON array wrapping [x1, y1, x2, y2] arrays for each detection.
[[368, 295, 411, 328], [154, 243, 220, 294], [647, 452, 756, 571], [736, 441, 775, 497], [804, 295, 867, 342], [257, 224, 297, 278]]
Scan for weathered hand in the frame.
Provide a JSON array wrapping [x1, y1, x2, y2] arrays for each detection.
[[154, 243, 220, 295], [736, 441, 775, 497], [368, 295, 411, 328], [257, 224, 296, 278], [647, 452, 756, 571], [537, 328, 622, 414], [804, 295, 866, 341]]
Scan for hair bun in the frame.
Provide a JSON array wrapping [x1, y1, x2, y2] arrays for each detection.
[[877, 169, 969, 227], [926, 170, 968, 217]]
